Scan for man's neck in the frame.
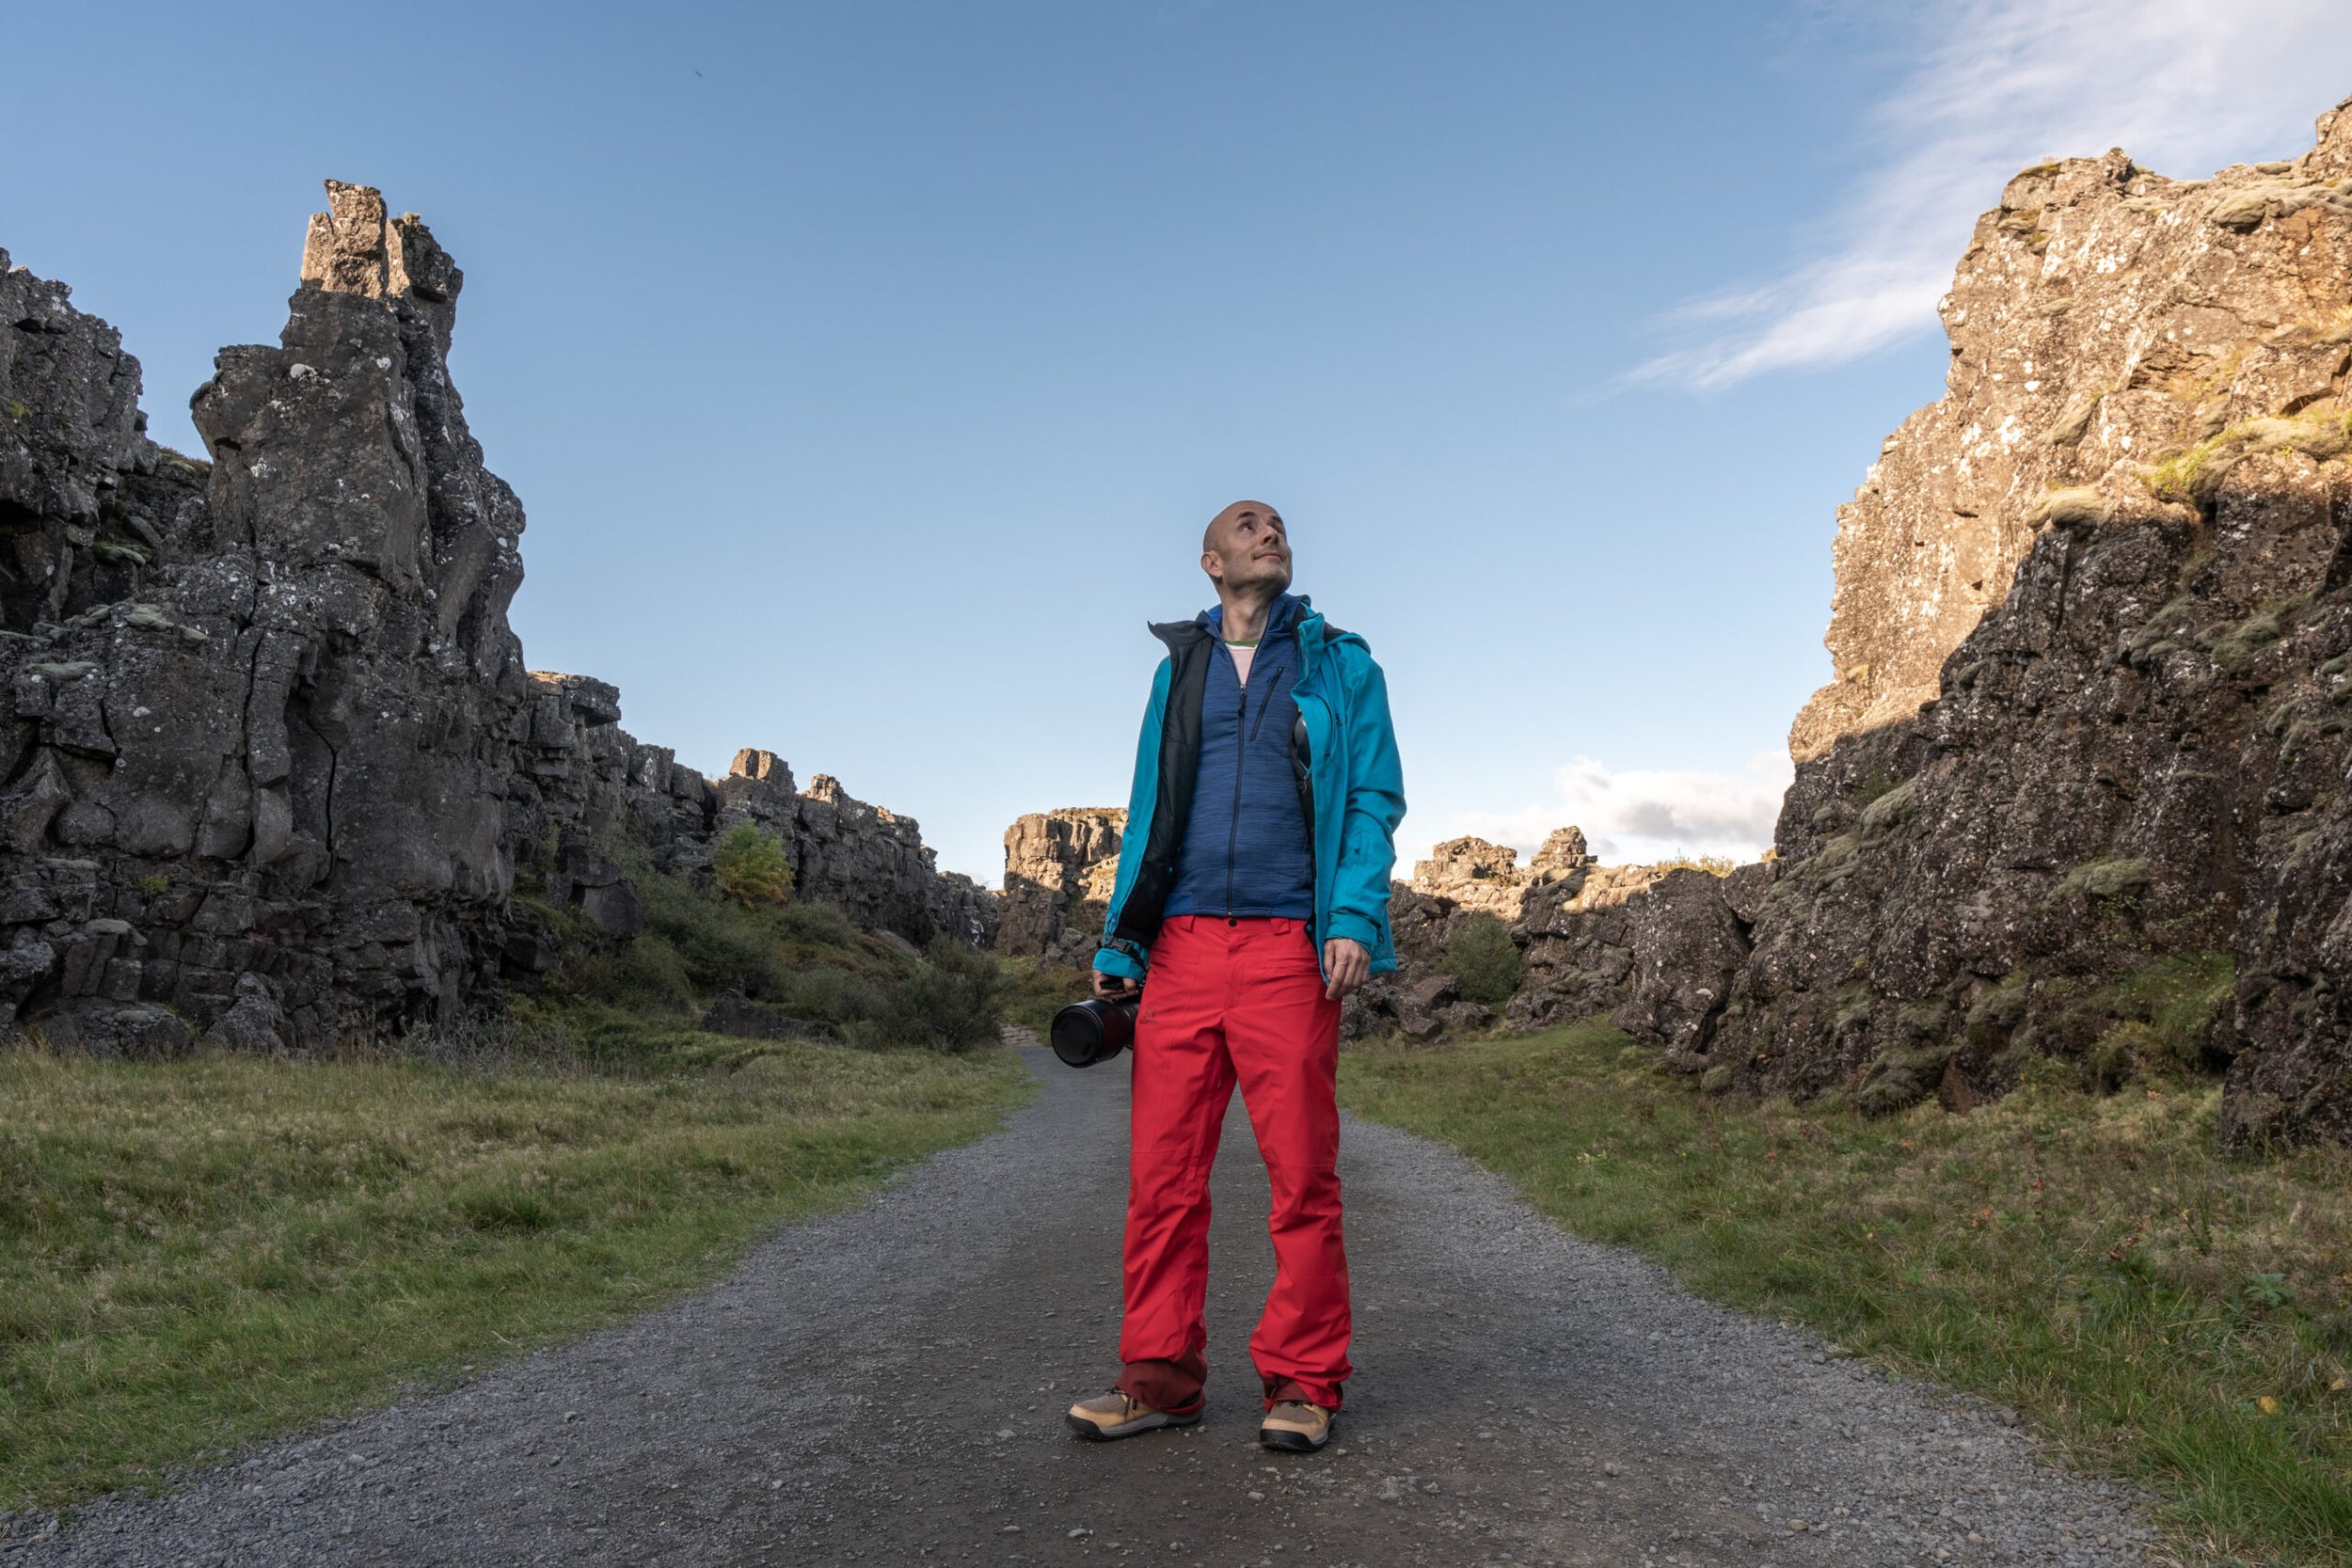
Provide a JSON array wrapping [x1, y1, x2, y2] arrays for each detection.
[[1216, 585, 1281, 645]]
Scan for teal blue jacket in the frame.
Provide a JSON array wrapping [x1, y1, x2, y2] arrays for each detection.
[[1092, 597, 1406, 983]]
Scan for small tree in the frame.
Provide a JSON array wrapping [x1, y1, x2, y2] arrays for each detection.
[[711, 823, 791, 908], [1442, 911, 1523, 1006]]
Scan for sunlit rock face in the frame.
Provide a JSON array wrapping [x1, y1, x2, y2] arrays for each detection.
[[996, 807, 1124, 965], [0, 183, 988, 1053], [1703, 96, 2352, 1146], [1792, 98, 2352, 764]]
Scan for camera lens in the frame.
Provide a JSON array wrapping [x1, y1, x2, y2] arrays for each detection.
[[1051, 996, 1139, 1068]]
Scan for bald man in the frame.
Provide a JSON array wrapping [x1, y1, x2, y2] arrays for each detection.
[[1067, 500, 1406, 1452]]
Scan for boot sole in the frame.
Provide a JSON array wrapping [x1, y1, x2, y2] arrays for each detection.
[[1065, 1409, 1202, 1442], [1258, 1420, 1334, 1452]]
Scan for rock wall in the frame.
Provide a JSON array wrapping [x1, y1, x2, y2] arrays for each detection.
[[0, 182, 989, 1053], [1407, 829, 1591, 921], [714, 752, 996, 946], [1354, 831, 1749, 1046], [996, 807, 1123, 964], [1791, 98, 2352, 763], [1614, 95, 2352, 1147]]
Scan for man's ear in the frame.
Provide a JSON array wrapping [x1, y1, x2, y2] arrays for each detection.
[[1201, 552, 1223, 581]]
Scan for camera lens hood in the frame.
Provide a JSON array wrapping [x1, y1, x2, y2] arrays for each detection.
[[1050, 996, 1138, 1068]]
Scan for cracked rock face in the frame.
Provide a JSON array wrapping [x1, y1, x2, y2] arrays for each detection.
[[1408, 830, 1591, 922], [1682, 95, 2352, 1146], [1793, 97, 2352, 764], [995, 807, 1123, 964], [0, 182, 992, 1048]]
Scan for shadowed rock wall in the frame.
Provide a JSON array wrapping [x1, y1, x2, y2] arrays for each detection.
[[1604, 95, 2352, 1147], [0, 182, 991, 1053]]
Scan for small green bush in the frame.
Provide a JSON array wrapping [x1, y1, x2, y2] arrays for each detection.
[[592, 930, 698, 1015], [771, 898, 854, 949], [772, 964, 882, 1027], [711, 824, 791, 908], [640, 873, 796, 1001], [1441, 912, 1522, 1006], [846, 940, 1005, 1053]]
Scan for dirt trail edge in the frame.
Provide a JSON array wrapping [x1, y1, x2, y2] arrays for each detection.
[[8, 1042, 2156, 1568]]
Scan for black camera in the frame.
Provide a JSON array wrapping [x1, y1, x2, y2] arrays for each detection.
[[1050, 994, 1139, 1068]]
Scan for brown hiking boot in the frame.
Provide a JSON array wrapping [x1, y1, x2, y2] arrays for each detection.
[[1065, 1389, 1201, 1441], [1258, 1400, 1335, 1451]]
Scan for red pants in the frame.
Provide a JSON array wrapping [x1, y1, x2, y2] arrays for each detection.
[[1116, 915, 1351, 1414]]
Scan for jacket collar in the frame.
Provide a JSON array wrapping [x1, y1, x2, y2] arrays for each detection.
[[1198, 591, 1305, 642], [1152, 593, 1326, 673]]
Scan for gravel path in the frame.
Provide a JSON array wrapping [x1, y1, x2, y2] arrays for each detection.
[[6, 1040, 2160, 1567]]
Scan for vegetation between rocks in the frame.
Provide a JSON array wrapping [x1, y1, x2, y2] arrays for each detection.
[[517, 850, 1007, 1060], [1340, 1022, 2352, 1568], [1441, 912, 1523, 1006]]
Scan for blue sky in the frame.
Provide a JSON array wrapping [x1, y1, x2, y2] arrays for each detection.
[[7, 2, 2344, 882]]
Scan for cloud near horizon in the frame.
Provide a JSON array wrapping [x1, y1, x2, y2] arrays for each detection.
[[1429, 750, 1795, 869], [1631, 0, 2349, 392]]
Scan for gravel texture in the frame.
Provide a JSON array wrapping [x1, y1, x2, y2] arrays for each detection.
[[5, 1040, 2161, 1567]]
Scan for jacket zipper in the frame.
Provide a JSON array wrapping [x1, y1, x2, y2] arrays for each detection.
[[1225, 646, 1251, 916]]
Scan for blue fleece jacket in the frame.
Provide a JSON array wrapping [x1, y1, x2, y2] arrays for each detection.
[[1093, 594, 1406, 985], [1161, 595, 1314, 920]]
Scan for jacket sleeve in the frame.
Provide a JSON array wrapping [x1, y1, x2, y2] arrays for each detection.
[[1091, 665, 1169, 979], [1321, 649, 1406, 953]]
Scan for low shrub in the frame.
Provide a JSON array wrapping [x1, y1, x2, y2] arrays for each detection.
[[1441, 911, 1523, 1006], [711, 823, 792, 908], [845, 940, 1005, 1053], [997, 957, 1095, 1038], [639, 872, 798, 1003]]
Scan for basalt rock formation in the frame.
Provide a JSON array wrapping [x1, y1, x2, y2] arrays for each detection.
[[1605, 94, 2352, 1147], [1407, 830, 1592, 921], [995, 807, 1124, 965], [1361, 833, 1746, 1048], [1792, 103, 2352, 762], [0, 182, 985, 1053]]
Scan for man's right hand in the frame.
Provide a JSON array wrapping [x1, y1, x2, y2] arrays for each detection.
[[1091, 968, 1140, 1000]]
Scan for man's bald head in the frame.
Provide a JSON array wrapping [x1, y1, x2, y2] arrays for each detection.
[[1200, 499, 1293, 599], [1204, 499, 1281, 553]]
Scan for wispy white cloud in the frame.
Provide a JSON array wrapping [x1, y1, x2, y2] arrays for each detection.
[[1428, 751, 1794, 868], [1633, 0, 2350, 391]]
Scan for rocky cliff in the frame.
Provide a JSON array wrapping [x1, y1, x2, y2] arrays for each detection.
[[1606, 95, 2352, 1147], [1407, 830, 1592, 921], [0, 182, 987, 1053], [995, 807, 1123, 965], [1791, 103, 2352, 762]]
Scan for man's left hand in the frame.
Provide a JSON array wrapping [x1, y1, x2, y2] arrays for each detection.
[[1322, 937, 1371, 1001]]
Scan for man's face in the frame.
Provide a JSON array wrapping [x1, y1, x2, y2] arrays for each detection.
[[1201, 501, 1293, 594]]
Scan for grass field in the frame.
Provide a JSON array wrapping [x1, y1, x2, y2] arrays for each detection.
[[1340, 1022, 2352, 1568], [0, 1032, 1030, 1513]]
